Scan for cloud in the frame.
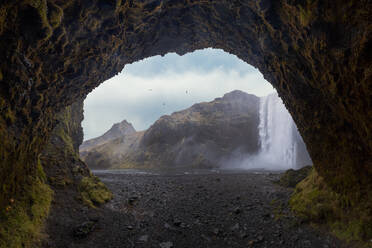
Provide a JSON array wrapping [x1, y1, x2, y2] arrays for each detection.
[[82, 49, 275, 140], [124, 48, 257, 77]]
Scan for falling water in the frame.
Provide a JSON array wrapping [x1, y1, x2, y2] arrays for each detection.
[[257, 92, 311, 169]]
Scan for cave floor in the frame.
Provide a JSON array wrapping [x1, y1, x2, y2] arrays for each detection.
[[45, 169, 348, 248]]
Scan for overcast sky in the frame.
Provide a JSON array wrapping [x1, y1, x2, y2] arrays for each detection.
[[82, 48, 275, 140]]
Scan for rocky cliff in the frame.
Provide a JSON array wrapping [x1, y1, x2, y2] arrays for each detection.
[[0, 99, 112, 247], [81, 90, 261, 169], [80, 120, 144, 169], [0, 0, 370, 245], [40, 100, 112, 247], [80, 120, 136, 151]]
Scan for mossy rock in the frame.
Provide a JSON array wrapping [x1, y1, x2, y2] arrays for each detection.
[[0, 161, 53, 248], [290, 169, 372, 244], [277, 165, 312, 188], [79, 176, 113, 208], [47, 3, 63, 29]]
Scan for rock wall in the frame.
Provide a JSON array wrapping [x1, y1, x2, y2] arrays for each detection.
[[0, 0, 371, 243], [40, 99, 112, 247]]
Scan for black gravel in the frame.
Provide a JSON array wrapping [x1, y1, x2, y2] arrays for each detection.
[[61, 170, 348, 248]]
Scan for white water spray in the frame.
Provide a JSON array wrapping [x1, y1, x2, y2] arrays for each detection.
[[235, 92, 312, 170], [257, 92, 301, 168]]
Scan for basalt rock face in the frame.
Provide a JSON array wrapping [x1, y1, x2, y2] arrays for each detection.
[[40, 99, 89, 191], [0, 0, 371, 242], [81, 90, 260, 169], [40, 99, 112, 247]]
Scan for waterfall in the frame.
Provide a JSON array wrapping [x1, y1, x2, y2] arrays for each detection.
[[255, 92, 312, 169], [222, 92, 312, 170]]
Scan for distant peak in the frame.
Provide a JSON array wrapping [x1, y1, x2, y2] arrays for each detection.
[[110, 120, 136, 133], [112, 119, 132, 128], [221, 90, 257, 100]]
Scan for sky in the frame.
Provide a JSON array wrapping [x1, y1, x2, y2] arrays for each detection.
[[82, 48, 275, 140]]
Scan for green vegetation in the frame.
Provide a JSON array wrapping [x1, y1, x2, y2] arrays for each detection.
[[298, 6, 312, 26], [79, 176, 113, 208], [290, 168, 372, 246], [297, 0, 315, 26], [48, 3, 63, 29], [0, 159, 53, 248], [277, 166, 312, 188]]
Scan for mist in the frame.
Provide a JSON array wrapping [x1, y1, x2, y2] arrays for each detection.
[[220, 93, 312, 171]]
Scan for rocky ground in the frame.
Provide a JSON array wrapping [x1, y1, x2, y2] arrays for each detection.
[[50, 169, 348, 248]]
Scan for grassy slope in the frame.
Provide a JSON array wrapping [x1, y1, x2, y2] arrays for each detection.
[[0, 160, 53, 248], [290, 169, 372, 246]]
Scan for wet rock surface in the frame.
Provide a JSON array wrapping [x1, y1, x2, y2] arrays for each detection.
[[51, 170, 348, 248]]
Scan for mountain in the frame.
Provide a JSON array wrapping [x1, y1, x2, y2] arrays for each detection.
[[80, 90, 261, 169], [80, 120, 136, 152]]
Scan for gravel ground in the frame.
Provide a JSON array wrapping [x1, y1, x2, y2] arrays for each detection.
[[54, 169, 348, 248]]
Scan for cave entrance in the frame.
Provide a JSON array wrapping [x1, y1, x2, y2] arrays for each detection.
[[0, 2, 369, 246], [80, 48, 311, 171]]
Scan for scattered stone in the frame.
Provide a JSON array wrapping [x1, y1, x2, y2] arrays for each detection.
[[159, 241, 173, 248], [212, 228, 221, 235], [201, 234, 211, 242], [128, 196, 139, 205], [73, 221, 96, 238], [257, 235, 264, 242], [173, 219, 182, 227], [262, 213, 270, 218], [233, 207, 241, 214], [138, 235, 149, 242], [231, 223, 239, 231], [303, 240, 311, 247], [127, 225, 134, 230], [240, 232, 248, 239]]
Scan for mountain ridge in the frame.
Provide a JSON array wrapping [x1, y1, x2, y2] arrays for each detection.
[[80, 90, 260, 169]]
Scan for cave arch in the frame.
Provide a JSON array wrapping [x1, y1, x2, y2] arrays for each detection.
[[0, 0, 370, 216]]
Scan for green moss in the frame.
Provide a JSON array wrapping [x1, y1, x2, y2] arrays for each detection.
[[277, 165, 312, 188], [116, 0, 123, 9], [79, 176, 112, 208], [290, 169, 372, 244], [4, 108, 15, 123], [0, 159, 53, 248], [297, 0, 315, 26], [48, 3, 63, 29], [299, 7, 312, 26], [25, 0, 53, 40]]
